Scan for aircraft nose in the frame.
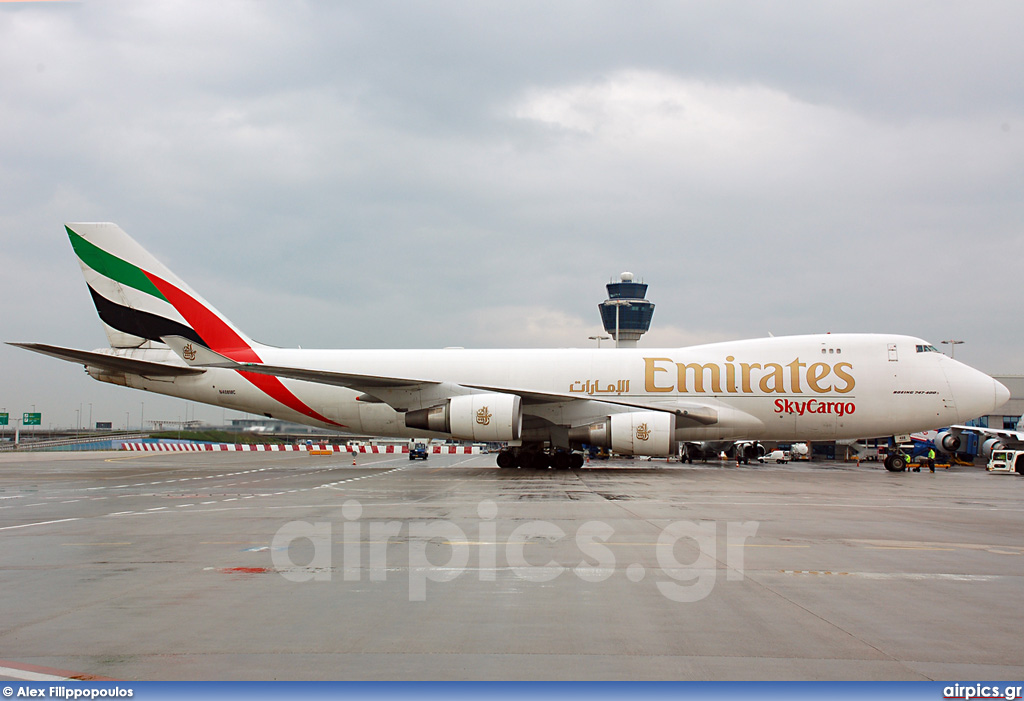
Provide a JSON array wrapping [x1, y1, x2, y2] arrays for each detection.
[[995, 378, 1010, 408], [946, 363, 1009, 421]]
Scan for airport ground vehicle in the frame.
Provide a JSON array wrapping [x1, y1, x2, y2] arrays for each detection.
[[987, 450, 1024, 474], [409, 442, 429, 460], [758, 449, 790, 464]]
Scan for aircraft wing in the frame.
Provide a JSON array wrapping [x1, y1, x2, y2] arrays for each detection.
[[229, 361, 432, 390], [8, 342, 205, 377], [162, 336, 718, 424], [462, 382, 718, 425], [161, 335, 435, 389], [950, 424, 1024, 445]]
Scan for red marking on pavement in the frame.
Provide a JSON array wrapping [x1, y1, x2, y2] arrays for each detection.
[[222, 567, 269, 574], [0, 658, 118, 681]]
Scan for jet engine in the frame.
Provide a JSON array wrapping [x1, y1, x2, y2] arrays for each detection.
[[933, 430, 962, 453], [981, 437, 1005, 457], [734, 441, 766, 463], [568, 411, 676, 456], [405, 393, 522, 442]]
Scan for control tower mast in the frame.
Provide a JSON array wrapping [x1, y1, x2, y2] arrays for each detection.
[[598, 272, 655, 348]]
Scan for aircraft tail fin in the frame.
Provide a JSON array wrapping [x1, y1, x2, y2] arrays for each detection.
[[66, 222, 261, 360]]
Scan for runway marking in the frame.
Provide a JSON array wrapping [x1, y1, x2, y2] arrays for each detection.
[[201, 541, 267, 545], [0, 459, 420, 529], [104, 453, 165, 462], [779, 570, 1005, 581], [61, 542, 131, 546], [0, 518, 80, 531], [866, 545, 956, 551], [739, 544, 810, 548]]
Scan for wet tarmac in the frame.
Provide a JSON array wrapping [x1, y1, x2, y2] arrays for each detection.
[[1, 451, 1022, 680]]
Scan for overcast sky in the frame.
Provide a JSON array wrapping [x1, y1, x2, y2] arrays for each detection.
[[2, 1, 1023, 430]]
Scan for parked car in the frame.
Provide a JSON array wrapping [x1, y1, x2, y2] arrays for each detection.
[[758, 449, 790, 464]]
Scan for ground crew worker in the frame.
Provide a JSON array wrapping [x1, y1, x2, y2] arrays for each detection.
[[928, 448, 936, 473]]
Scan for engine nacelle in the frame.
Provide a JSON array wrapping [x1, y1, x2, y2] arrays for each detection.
[[933, 430, 962, 453], [569, 411, 676, 456], [981, 437, 1005, 457], [405, 393, 522, 442], [735, 441, 766, 461]]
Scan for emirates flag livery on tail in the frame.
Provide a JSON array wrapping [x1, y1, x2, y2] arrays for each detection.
[[11, 223, 1009, 469]]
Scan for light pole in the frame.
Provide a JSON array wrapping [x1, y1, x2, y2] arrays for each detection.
[[588, 335, 610, 348], [604, 300, 630, 348], [88, 403, 93, 432], [941, 339, 964, 359]]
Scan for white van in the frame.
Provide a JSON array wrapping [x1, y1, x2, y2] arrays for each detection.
[[758, 449, 790, 464]]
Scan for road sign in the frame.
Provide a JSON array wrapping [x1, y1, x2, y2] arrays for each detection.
[[23, 412, 41, 426], [0, 413, 8, 426]]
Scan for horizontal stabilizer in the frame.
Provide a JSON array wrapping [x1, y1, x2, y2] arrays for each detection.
[[8, 342, 205, 377], [161, 335, 240, 368]]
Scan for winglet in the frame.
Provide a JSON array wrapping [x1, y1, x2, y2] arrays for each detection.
[[162, 335, 241, 369]]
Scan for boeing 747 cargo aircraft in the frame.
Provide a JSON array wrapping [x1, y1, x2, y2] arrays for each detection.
[[10, 223, 1009, 470]]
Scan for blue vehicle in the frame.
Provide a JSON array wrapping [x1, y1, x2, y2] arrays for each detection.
[[409, 442, 429, 460]]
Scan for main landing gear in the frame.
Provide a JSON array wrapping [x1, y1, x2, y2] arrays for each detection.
[[496, 447, 585, 470]]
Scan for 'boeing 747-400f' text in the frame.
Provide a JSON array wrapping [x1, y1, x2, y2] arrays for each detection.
[[10, 223, 1010, 470]]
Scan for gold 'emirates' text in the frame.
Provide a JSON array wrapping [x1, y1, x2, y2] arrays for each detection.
[[643, 356, 855, 395]]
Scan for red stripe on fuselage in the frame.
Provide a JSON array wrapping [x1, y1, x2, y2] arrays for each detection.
[[143, 271, 347, 428]]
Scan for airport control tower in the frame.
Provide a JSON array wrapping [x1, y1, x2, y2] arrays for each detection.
[[598, 272, 655, 347]]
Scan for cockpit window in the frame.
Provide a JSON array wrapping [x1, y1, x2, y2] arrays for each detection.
[[916, 344, 940, 353]]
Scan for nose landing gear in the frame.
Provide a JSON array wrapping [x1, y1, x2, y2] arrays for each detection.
[[883, 453, 908, 472]]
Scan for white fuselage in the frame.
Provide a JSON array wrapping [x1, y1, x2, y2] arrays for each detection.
[[99, 333, 1005, 444]]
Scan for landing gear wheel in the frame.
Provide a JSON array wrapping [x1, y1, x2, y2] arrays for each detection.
[[884, 454, 907, 472], [496, 450, 518, 469], [570, 453, 585, 469], [518, 451, 545, 470], [550, 451, 571, 470]]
